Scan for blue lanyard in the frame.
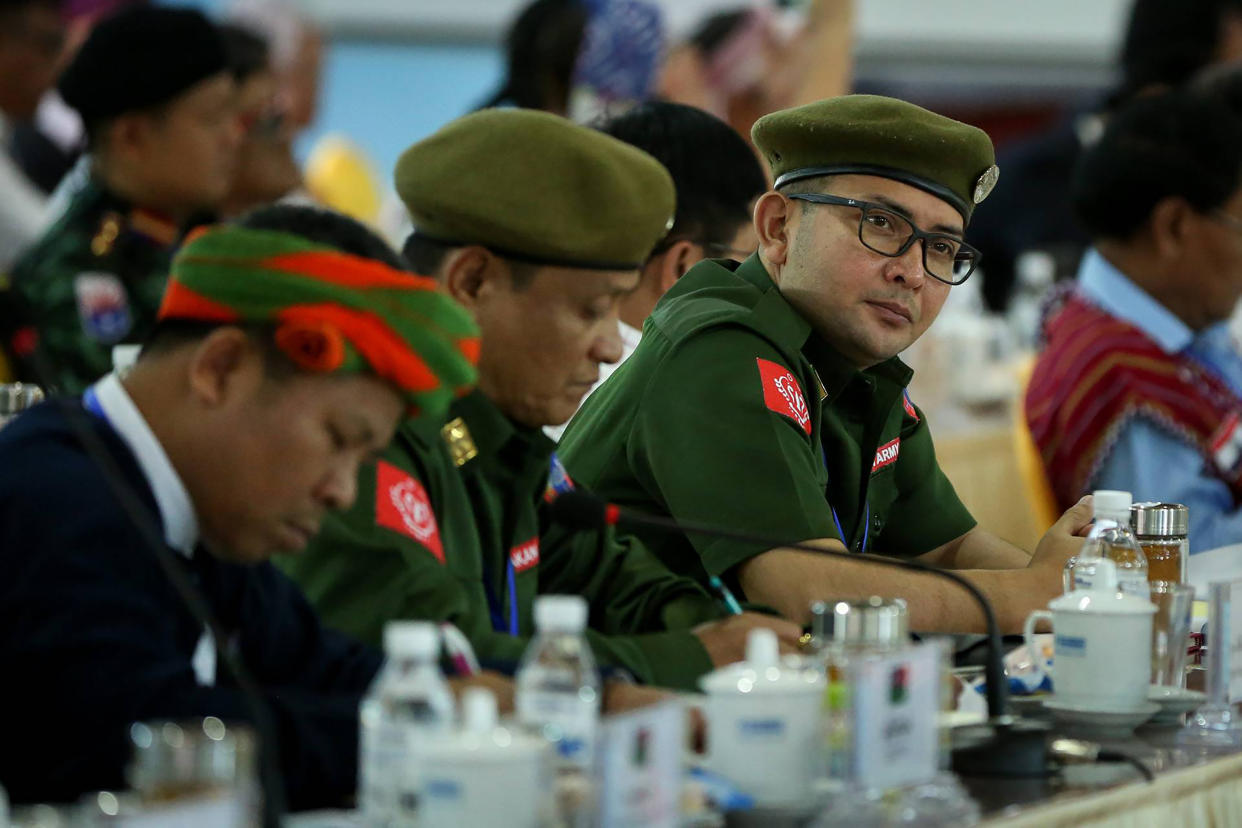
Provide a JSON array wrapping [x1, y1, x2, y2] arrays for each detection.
[[821, 442, 869, 554], [482, 559, 519, 637]]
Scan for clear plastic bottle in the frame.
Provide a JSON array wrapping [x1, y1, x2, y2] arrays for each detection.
[[1063, 490, 1149, 599], [516, 595, 601, 771], [359, 621, 456, 826]]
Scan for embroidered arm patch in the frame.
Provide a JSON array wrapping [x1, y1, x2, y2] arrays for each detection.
[[374, 460, 444, 563], [756, 357, 812, 435]]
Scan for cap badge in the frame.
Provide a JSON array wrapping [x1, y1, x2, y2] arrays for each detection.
[[972, 165, 1000, 204]]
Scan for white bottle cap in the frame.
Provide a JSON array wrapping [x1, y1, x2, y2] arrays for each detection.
[[462, 687, 498, 734], [534, 595, 588, 632], [745, 627, 779, 668], [1092, 490, 1133, 522], [383, 621, 439, 658]]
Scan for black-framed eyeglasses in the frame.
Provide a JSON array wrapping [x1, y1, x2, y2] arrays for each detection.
[[786, 193, 981, 285]]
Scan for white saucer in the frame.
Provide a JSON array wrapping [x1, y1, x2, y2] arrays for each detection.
[[1042, 698, 1161, 734], [1147, 686, 1207, 723]]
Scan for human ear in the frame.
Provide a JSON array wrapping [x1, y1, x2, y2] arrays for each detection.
[[185, 327, 258, 407], [754, 191, 793, 268]]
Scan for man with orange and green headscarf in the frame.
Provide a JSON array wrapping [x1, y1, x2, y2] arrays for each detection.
[[0, 204, 484, 814]]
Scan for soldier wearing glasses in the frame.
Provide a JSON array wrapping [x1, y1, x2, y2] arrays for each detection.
[[561, 95, 1093, 634]]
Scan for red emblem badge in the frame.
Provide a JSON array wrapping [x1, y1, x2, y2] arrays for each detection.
[[872, 438, 901, 474], [510, 538, 540, 573], [375, 460, 444, 563], [757, 358, 812, 435]]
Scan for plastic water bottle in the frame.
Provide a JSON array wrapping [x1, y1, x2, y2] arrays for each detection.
[[516, 596, 601, 770], [359, 621, 456, 826], [1064, 490, 1149, 599]]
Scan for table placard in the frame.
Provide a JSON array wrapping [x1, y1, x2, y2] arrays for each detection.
[[850, 640, 941, 790], [1224, 580, 1242, 703], [597, 699, 683, 828]]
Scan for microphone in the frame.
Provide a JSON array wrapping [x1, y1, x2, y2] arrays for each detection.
[[549, 489, 1053, 778]]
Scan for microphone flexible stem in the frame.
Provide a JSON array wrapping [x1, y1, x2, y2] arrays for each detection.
[[608, 506, 1009, 720]]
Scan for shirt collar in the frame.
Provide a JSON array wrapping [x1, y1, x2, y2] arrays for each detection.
[[736, 254, 913, 397], [451, 389, 554, 468], [618, 319, 642, 352], [1077, 247, 1194, 353], [88, 373, 199, 556]]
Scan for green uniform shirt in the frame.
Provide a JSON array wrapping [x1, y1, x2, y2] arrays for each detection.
[[9, 179, 180, 392], [559, 254, 976, 594], [279, 390, 723, 691]]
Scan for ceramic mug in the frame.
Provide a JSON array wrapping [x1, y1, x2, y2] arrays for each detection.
[[697, 631, 826, 807], [1023, 560, 1155, 711]]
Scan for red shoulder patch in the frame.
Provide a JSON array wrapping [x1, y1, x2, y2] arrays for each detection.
[[374, 460, 444, 564], [756, 357, 812, 435], [510, 537, 540, 573], [872, 438, 901, 474]]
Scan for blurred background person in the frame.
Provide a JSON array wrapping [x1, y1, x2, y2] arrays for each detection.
[[546, 100, 767, 439], [227, 0, 323, 135], [1026, 89, 1242, 552], [0, 0, 65, 271], [6, 5, 240, 392], [217, 22, 302, 218], [658, 0, 855, 142], [476, 0, 589, 114], [7, 0, 144, 204], [968, 0, 1242, 314]]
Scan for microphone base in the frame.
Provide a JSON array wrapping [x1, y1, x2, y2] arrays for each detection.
[[951, 716, 1055, 778]]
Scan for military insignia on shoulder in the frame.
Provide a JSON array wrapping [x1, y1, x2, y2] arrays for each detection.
[[972, 165, 1000, 205], [74, 272, 132, 344], [544, 452, 575, 502], [441, 416, 478, 467], [90, 212, 123, 257], [756, 357, 812, 436], [902, 389, 919, 422], [374, 460, 444, 562]]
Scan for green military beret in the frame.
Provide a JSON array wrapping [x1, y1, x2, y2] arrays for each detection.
[[752, 95, 999, 221], [394, 109, 676, 270], [58, 6, 228, 124]]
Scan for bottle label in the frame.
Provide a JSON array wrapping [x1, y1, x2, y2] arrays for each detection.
[[1118, 573, 1151, 601], [517, 691, 599, 770], [361, 716, 421, 820]]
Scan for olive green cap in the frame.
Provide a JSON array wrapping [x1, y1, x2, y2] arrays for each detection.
[[394, 108, 676, 270], [752, 94, 999, 221]]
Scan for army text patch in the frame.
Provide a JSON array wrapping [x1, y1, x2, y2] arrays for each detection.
[[510, 537, 540, 573], [872, 438, 901, 474]]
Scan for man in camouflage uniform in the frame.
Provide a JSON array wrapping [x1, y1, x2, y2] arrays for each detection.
[[7, 6, 239, 392]]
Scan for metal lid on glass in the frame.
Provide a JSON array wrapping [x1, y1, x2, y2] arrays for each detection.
[[1130, 502, 1189, 537], [810, 596, 909, 650]]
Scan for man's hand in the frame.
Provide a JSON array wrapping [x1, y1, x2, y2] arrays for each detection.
[[691, 612, 803, 667], [603, 680, 674, 714], [1025, 495, 1094, 603], [447, 670, 515, 714]]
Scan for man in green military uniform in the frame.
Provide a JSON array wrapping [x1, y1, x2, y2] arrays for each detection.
[[560, 95, 1093, 634], [7, 6, 240, 392], [281, 109, 800, 693]]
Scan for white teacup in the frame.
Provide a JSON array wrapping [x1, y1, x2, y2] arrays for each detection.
[[1023, 558, 1156, 711], [697, 629, 826, 807], [419, 689, 552, 827]]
